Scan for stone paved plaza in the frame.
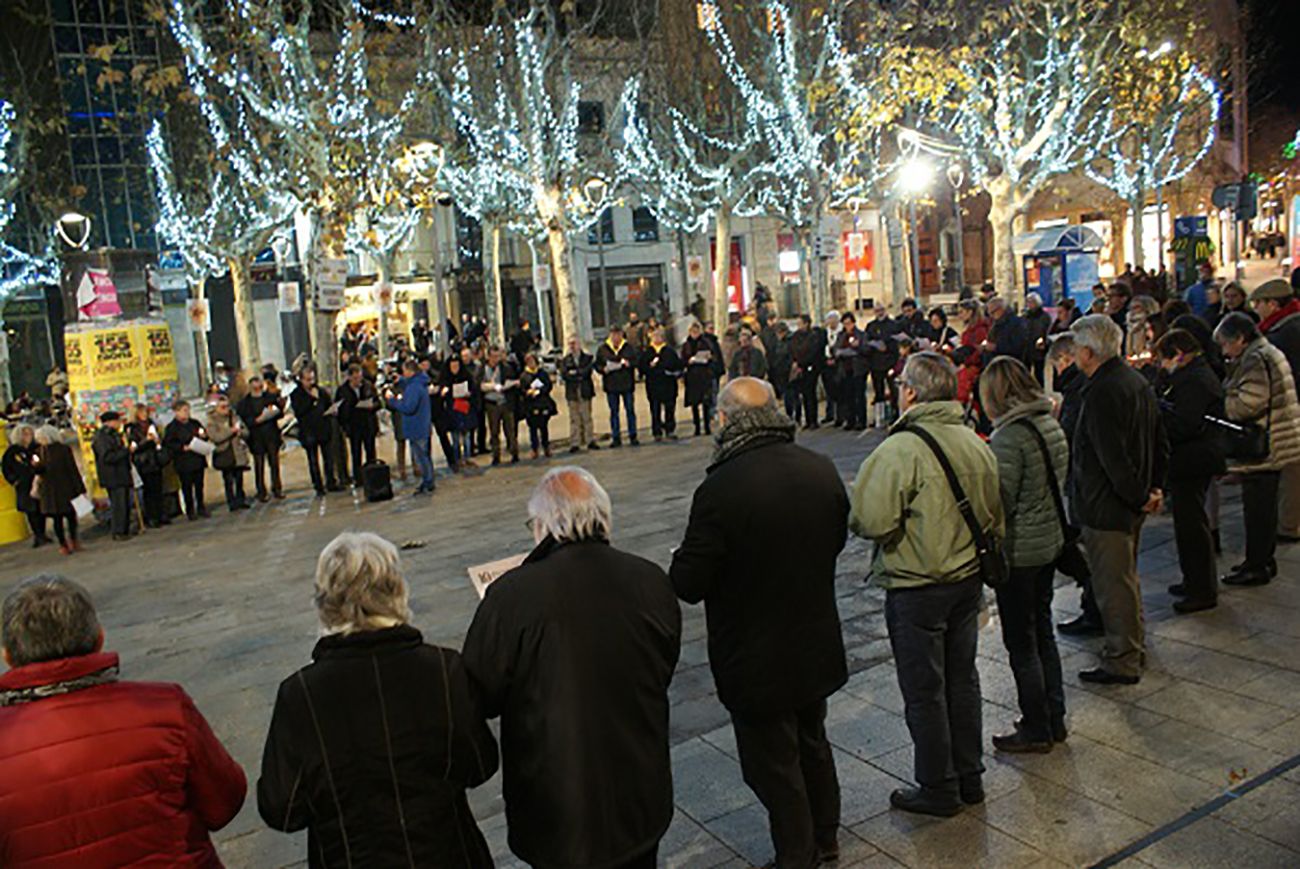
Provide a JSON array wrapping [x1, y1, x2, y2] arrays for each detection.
[[1, 423, 1299, 868]]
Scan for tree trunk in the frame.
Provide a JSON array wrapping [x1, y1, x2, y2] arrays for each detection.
[[228, 256, 261, 373], [375, 255, 392, 359], [428, 211, 449, 353], [886, 199, 909, 307], [311, 222, 343, 388], [193, 275, 212, 393], [545, 215, 581, 345], [1130, 192, 1146, 270], [797, 226, 816, 319], [482, 219, 506, 346], [530, 243, 552, 348], [675, 228, 692, 318], [987, 188, 1020, 301], [712, 200, 733, 329]]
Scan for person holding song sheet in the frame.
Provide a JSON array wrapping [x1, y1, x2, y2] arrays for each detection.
[[289, 366, 341, 497], [386, 359, 435, 494], [336, 364, 380, 486], [236, 375, 285, 502], [520, 352, 555, 459], [163, 400, 211, 521], [597, 325, 640, 447], [91, 411, 133, 540]]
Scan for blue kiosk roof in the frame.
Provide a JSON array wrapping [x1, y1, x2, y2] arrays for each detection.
[[1013, 225, 1105, 255]]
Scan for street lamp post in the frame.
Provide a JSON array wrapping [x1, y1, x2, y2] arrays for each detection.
[[583, 177, 611, 330], [946, 164, 966, 294]]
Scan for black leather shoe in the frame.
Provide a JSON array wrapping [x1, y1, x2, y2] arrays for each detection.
[[1051, 720, 1069, 743], [816, 843, 840, 864], [1173, 598, 1217, 614], [889, 787, 962, 817], [1278, 534, 1300, 544], [992, 730, 1053, 754], [1229, 560, 1277, 578], [1079, 668, 1140, 685], [1222, 568, 1271, 587], [1057, 615, 1104, 637], [959, 777, 985, 805], [1168, 583, 1188, 597]]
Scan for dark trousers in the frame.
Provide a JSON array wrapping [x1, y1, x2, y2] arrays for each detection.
[[885, 576, 984, 795], [433, 420, 456, 469], [304, 440, 337, 493], [1241, 471, 1281, 572], [731, 698, 840, 869], [606, 390, 637, 443], [798, 375, 819, 426], [690, 404, 713, 435], [649, 394, 676, 436], [25, 510, 47, 542], [349, 430, 377, 483], [252, 450, 282, 498], [51, 512, 78, 546], [179, 469, 205, 517], [107, 486, 131, 536], [475, 406, 488, 453], [221, 468, 246, 509], [527, 416, 550, 452], [820, 369, 839, 422], [609, 846, 657, 869], [333, 424, 350, 483], [784, 382, 803, 423], [140, 470, 164, 525], [844, 372, 867, 427], [1169, 475, 1217, 601], [996, 565, 1065, 742], [869, 369, 889, 404], [486, 403, 519, 460]]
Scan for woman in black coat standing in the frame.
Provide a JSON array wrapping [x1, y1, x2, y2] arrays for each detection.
[[259, 532, 498, 868], [31, 425, 86, 554], [128, 404, 169, 528], [1154, 329, 1226, 613], [641, 327, 683, 441], [163, 399, 211, 520], [2, 423, 48, 546], [682, 321, 722, 436], [520, 352, 556, 459]]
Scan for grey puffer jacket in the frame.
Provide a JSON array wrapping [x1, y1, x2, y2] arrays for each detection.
[[990, 397, 1071, 568], [1224, 337, 1300, 473]]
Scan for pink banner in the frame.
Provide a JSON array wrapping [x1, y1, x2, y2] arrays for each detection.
[[77, 269, 123, 319]]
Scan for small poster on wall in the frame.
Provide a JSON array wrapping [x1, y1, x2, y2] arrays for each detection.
[[373, 281, 394, 312], [186, 298, 211, 332], [686, 254, 704, 284], [277, 281, 301, 313], [76, 269, 123, 320], [316, 258, 348, 311], [532, 261, 551, 293]]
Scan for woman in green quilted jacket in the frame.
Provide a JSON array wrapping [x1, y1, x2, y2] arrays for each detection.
[[980, 357, 1071, 755]]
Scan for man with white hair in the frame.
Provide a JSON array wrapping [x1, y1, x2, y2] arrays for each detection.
[[981, 296, 1028, 364], [1068, 315, 1167, 685], [463, 467, 681, 869], [672, 377, 849, 867]]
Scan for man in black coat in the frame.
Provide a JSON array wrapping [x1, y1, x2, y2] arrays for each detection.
[[237, 375, 286, 501], [671, 377, 850, 868], [788, 314, 824, 429], [463, 468, 680, 869], [92, 411, 133, 540], [336, 364, 380, 485], [289, 366, 341, 496], [560, 336, 599, 452], [1070, 315, 1168, 685], [640, 327, 683, 441], [596, 325, 640, 447], [982, 297, 1028, 363], [833, 312, 870, 429], [1252, 278, 1300, 541]]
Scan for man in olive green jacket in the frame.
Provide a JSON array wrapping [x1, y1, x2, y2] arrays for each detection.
[[849, 351, 1003, 818]]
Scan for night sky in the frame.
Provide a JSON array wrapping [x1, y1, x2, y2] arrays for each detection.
[[1248, 0, 1300, 113]]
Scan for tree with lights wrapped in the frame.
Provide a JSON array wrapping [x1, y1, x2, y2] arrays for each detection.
[[0, 99, 58, 310], [168, 0, 436, 382]]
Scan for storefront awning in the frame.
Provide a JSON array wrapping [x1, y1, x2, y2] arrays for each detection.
[[1013, 225, 1104, 256]]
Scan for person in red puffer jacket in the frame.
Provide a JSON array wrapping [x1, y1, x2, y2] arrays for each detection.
[[0, 574, 246, 868]]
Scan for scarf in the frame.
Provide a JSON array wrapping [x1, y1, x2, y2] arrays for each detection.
[[1260, 298, 1300, 334], [0, 661, 119, 707], [711, 403, 797, 469]]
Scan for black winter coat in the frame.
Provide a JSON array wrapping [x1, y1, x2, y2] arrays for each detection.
[[258, 626, 498, 869], [864, 316, 900, 372], [1156, 355, 1226, 481], [34, 441, 85, 515], [671, 439, 849, 716], [462, 538, 680, 869], [236, 393, 284, 455], [2, 443, 39, 513], [1264, 310, 1300, 402], [289, 384, 335, 447], [641, 343, 683, 401], [789, 328, 824, 380], [559, 351, 596, 401], [336, 379, 381, 439], [162, 417, 209, 474], [833, 327, 869, 377], [1025, 308, 1052, 362], [1071, 357, 1169, 532], [989, 312, 1029, 362], [92, 425, 132, 490], [520, 366, 557, 417], [1056, 364, 1085, 449], [596, 339, 638, 394], [128, 419, 169, 475], [682, 335, 723, 406]]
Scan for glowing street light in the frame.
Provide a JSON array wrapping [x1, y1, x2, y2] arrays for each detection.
[[897, 158, 936, 195], [55, 211, 91, 249]]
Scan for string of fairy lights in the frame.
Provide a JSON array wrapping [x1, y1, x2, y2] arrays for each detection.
[[0, 100, 58, 304]]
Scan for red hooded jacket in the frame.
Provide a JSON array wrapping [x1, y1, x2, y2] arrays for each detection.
[[0, 652, 246, 867]]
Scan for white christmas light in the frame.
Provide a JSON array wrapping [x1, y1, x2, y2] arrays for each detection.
[[0, 99, 59, 303]]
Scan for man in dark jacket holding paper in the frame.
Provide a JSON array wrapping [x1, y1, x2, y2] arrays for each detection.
[[671, 377, 849, 868], [336, 363, 380, 486], [237, 375, 285, 501], [464, 467, 680, 869], [596, 326, 640, 447], [92, 411, 132, 540]]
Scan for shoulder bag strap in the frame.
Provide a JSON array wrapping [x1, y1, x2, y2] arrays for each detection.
[[1014, 418, 1069, 537], [901, 424, 993, 555]]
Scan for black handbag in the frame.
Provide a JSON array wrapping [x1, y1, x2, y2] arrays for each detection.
[[1209, 353, 1272, 463], [1016, 419, 1090, 581], [901, 424, 1008, 590]]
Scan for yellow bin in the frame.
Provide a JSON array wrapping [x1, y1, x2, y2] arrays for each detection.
[[0, 420, 32, 545]]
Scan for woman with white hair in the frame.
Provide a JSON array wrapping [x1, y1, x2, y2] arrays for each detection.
[[258, 531, 498, 867], [2, 423, 47, 546]]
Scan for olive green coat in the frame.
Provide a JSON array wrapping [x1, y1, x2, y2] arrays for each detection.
[[850, 401, 1004, 589], [988, 398, 1071, 569]]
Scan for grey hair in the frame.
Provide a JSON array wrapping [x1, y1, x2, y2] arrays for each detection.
[[901, 351, 958, 403], [33, 425, 60, 446], [11, 423, 34, 440], [314, 532, 412, 635], [2, 575, 102, 666], [1025, 292, 1043, 308], [1047, 334, 1076, 362], [718, 377, 776, 418], [1214, 311, 1261, 345], [1132, 295, 1159, 316], [986, 296, 1007, 313], [528, 466, 612, 543], [1070, 314, 1123, 361]]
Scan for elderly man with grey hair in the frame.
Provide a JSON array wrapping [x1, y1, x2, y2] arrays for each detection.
[[1068, 314, 1167, 685], [0, 574, 246, 865], [981, 295, 1029, 363], [850, 352, 1003, 817], [258, 531, 499, 867], [672, 377, 849, 867], [463, 467, 681, 869]]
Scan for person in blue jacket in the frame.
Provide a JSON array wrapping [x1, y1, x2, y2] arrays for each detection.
[[387, 359, 434, 495]]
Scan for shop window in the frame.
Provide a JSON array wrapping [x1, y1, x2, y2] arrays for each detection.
[[586, 208, 614, 245], [577, 100, 605, 134], [632, 206, 659, 242]]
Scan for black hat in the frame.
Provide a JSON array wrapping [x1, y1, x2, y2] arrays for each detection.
[[100, 410, 121, 423]]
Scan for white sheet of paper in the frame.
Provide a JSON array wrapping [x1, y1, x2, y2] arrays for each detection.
[[188, 438, 216, 457], [467, 553, 527, 599], [530, 378, 543, 390], [452, 382, 470, 398]]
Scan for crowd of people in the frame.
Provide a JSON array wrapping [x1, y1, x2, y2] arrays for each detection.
[[3, 250, 1300, 865]]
